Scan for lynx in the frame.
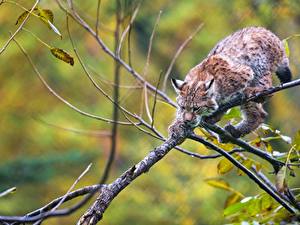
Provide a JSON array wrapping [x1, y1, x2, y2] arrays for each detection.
[[171, 27, 292, 139]]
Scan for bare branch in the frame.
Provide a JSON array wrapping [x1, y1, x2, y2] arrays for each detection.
[[34, 117, 111, 137], [56, 0, 176, 107]]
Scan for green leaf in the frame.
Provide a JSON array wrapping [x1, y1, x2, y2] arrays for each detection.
[[260, 194, 273, 211], [293, 130, 300, 150], [224, 201, 247, 217], [247, 198, 261, 216], [0, 187, 16, 198], [282, 39, 290, 58], [224, 193, 243, 208], [217, 158, 234, 174], [204, 178, 231, 192], [223, 107, 241, 120], [50, 48, 74, 66]]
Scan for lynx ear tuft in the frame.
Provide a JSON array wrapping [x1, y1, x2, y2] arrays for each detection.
[[171, 78, 185, 93], [205, 78, 214, 90]]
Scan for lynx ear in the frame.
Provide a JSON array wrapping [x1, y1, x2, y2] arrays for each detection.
[[205, 78, 214, 90], [171, 78, 185, 93]]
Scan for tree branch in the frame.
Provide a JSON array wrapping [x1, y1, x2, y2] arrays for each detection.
[[77, 122, 189, 225]]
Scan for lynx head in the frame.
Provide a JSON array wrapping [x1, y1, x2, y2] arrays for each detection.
[[171, 77, 218, 127]]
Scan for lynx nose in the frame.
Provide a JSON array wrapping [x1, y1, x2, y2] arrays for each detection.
[[183, 112, 195, 122]]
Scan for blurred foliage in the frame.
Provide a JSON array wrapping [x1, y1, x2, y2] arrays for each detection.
[[1, 0, 300, 224]]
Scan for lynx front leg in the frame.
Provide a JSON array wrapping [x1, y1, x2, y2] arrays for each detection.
[[224, 102, 267, 138], [244, 72, 273, 102], [204, 112, 225, 124]]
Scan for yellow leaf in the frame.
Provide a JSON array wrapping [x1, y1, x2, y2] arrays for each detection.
[[217, 158, 234, 174], [15, 10, 30, 25], [260, 194, 273, 210], [50, 48, 74, 66], [205, 178, 231, 191], [237, 159, 253, 176], [35, 8, 61, 38], [36, 8, 54, 23], [224, 193, 243, 208]]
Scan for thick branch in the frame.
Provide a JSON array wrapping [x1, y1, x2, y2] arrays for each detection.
[[77, 122, 189, 225]]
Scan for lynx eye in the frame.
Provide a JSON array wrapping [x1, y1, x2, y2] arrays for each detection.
[[180, 106, 186, 110]]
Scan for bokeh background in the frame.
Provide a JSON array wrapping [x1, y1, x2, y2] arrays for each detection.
[[0, 0, 300, 224]]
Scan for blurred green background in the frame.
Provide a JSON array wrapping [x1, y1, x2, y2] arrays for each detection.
[[0, 0, 300, 224]]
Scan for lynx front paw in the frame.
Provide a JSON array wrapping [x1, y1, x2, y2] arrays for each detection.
[[244, 87, 269, 103], [224, 124, 241, 138]]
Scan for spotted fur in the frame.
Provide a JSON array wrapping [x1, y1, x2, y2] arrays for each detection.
[[172, 27, 291, 138]]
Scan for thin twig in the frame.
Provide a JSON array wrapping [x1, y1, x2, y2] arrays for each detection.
[[34, 164, 92, 224], [0, 0, 40, 54], [52, 163, 92, 211], [151, 71, 162, 128], [12, 37, 132, 125], [34, 117, 111, 137], [162, 23, 204, 91], [142, 10, 161, 78], [88, 66, 142, 89], [117, 2, 141, 57], [95, 0, 101, 36]]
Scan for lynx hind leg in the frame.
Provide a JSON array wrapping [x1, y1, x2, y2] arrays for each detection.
[[276, 56, 292, 84], [276, 66, 292, 84], [224, 102, 267, 138]]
